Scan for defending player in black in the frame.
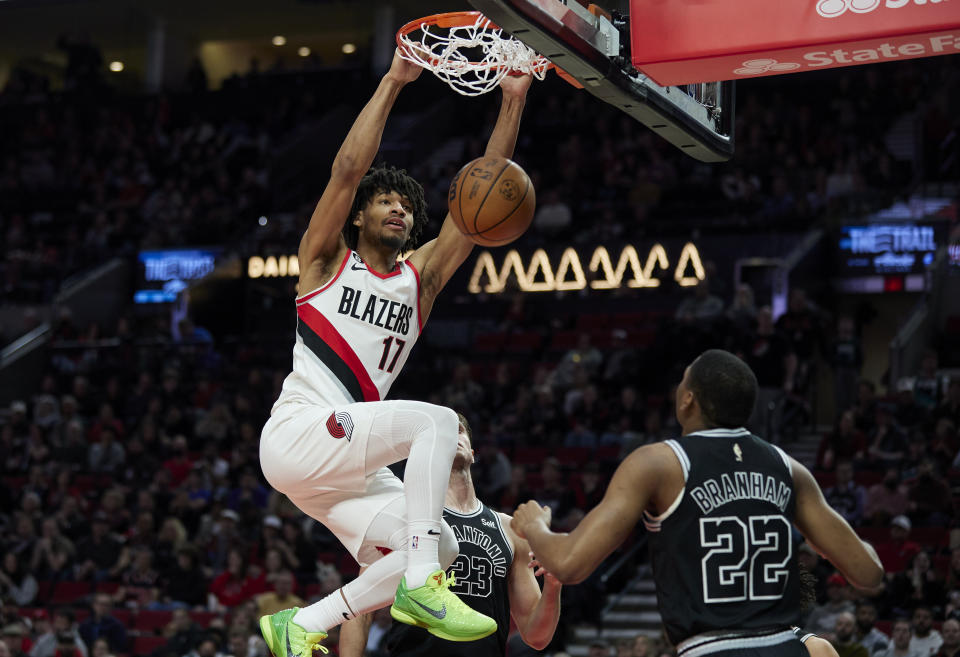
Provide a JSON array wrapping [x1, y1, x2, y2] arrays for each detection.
[[382, 501, 514, 657], [512, 349, 883, 657], [340, 413, 562, 657]]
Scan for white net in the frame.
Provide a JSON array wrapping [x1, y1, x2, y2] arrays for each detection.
[[397, 13, 551, 97]]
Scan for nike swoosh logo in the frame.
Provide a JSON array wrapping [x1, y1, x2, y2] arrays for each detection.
[[427, 529, 440, 536], [351, 264, 367, 271], [413, 599, 446, 619], [342, 612, 350, 620]]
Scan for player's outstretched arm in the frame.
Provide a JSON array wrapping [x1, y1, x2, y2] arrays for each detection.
[[512, 443, 672, 585], [338, 612, 372, 657], [791, 457, 884, 592], [299, 51, 422, 268], [407, 74, 532, 322], [501, 513, 562, 650], [484, 74, 532, 160]]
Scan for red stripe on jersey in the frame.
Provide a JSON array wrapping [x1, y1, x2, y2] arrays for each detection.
[[296, 251, 351, 305], [296, 303, 380, 402], [405, 259, 423, 333]]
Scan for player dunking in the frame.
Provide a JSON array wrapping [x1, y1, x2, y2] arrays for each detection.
[[258, 51, 533, 657], [339, 413, 563, 657], [512, 349, 884, 657]]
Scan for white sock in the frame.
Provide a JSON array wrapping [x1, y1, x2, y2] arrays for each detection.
[[404, 519, 443, 587], [292, 550, 406, 632], [345, 550, 406, 614]]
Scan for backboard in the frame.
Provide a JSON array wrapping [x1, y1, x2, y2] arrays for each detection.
[[466, 0, 736, 162]]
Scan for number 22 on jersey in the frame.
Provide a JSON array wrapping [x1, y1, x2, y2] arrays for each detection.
[[700, 515, 792, 603]]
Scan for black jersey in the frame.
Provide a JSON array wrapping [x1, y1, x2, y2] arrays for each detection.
[[645, 428, 800, 651], [385, 502, 514, 657]]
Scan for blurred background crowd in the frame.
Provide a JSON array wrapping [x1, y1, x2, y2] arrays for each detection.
[[1, 3, 960, 657]]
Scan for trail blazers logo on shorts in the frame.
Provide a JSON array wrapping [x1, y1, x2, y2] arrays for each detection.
[[326, 411, 355, 441]]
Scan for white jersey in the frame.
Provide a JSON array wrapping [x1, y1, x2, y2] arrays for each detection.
[[277, 249, 422, 409]]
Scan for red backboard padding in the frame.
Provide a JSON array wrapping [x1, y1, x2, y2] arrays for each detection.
[[629, 0, 960, 85]]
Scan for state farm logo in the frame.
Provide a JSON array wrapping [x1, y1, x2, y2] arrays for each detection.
[[817, 0, 945, 18], [733, 58, 801, 76]]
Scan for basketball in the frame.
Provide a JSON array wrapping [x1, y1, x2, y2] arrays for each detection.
[[447, 156, 536, 247]]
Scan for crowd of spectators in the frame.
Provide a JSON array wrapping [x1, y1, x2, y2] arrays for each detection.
[[0, 46, 296, 316], [0, 305, 641, 656], [1, 272, 957, 657], [1, 29, 960, 657], [3, 38, 958, 319], [805, 345, 960, 655]]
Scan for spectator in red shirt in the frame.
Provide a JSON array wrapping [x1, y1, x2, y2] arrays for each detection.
[[876, 515, 922, 575], [208, 546, 265, 610], [162, 435, 192, 487]]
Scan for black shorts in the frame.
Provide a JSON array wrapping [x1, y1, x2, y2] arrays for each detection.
[[703, 644, 809, 657], [677, 629, 808, 657]]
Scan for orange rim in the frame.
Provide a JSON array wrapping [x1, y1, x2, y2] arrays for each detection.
[[395, 10, 554, 74], [395, 11, 500, 41]]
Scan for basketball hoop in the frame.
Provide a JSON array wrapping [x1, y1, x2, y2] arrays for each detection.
[[396, 11, 552, 97]]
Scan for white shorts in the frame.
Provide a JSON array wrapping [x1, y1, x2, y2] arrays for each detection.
[[260, 396, 424, 564]]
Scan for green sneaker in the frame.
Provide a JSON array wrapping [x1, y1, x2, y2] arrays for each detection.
[[390, 570, 497, 642], [259, 608, 328, 656]]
